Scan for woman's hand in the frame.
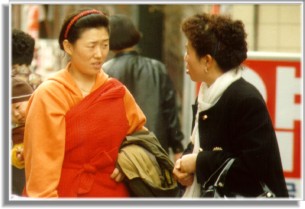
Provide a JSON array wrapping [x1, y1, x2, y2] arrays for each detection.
[[180, 153, 197, 174], [173, 158, 194, 186], [173, 168, 194, 186], [110, 167, 125, 182], [173, 152, 183, 162]]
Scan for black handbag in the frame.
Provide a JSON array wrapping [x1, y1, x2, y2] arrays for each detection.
[[200, 158, 276, 198]]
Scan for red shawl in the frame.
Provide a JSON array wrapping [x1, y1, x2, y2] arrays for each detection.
[[57, 79, 130, 197]]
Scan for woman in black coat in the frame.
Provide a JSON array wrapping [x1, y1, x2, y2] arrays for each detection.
[[172, 13, 288, 198]]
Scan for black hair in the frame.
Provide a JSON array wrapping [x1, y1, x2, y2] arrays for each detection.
[[182, 13, 248, 72], [58, 9, 109, 50], [12, 29, 35, 65], [109, 14, 141, 50]]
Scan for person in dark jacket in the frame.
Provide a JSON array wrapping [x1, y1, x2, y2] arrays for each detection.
[[172, 13, 288, 198], [103, 14, 184, 161]]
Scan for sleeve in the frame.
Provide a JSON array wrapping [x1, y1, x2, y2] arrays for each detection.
[[23, 83, 69, 197], [195, 96, 275, 188], [160, 69, 184, 153], [123, 87, 147, 135]]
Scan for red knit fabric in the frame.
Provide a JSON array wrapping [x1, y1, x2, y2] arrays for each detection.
[[57, 79, 130, 197]]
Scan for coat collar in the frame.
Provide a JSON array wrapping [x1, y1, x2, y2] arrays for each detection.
[[115, 50, 138, 58]]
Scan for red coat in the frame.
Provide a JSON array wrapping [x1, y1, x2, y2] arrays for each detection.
[[58, 79, 130, 197], [23, 65, 146, 197]]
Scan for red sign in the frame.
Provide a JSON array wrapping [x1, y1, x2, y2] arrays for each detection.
[[243, 59, 301, 179]]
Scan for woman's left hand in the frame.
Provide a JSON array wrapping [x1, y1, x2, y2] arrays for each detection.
[[110, 167, 125, 182], [173, 158, 194, 186], [180, 153, 197, 174]]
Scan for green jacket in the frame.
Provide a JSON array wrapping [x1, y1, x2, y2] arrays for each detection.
[[118, 130, 179, 197]]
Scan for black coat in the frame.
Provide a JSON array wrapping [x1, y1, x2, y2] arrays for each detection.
[[103, 51, 184, 153], [185, 78, 288, 197]]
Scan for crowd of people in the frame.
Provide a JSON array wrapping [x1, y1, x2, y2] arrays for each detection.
[[10, 8, 288, 199]]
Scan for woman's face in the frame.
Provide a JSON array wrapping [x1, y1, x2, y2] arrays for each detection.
[[68, 27, 109, 76], [184, 40, 206, 82], [12, 101, 28, 126]]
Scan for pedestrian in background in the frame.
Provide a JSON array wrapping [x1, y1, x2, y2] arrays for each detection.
[[173, 13, 288, 198], [103, 14, 184, 161], [23, 9, 146, 198], [12, 29, 42, 89], [11, 77, 33, 196]]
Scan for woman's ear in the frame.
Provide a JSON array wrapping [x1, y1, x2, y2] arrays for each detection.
[[205, 54, 213, 67], [199, 54, 212, 67], [63, 40, 73, 55]]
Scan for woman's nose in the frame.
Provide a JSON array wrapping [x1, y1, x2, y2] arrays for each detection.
[[94, 46, 104, 58], [14, 111, 23, 120]]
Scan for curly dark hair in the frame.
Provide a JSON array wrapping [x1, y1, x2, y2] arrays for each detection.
[[58, 9, 109, 50], [182, 13, 248, 72], [12, 29, 35, 65]]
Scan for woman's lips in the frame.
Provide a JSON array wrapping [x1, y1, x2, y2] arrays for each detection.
[[92, 63, 102, 69]]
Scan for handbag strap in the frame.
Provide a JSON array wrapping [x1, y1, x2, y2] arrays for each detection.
[[202, 158, 234, 188], [213, 158, 275, 197], [259, 181, 276, 197], [214, 158, 235, 188]]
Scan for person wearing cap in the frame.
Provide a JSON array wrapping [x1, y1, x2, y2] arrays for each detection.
[[103, 14, 184, 162], [23, 9, 146, 198], [11, 77, 33, 196]]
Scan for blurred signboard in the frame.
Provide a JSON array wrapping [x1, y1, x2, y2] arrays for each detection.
[[242, 52, 301, 198]]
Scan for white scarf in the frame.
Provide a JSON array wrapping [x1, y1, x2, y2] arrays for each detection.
[[183, 68, 242, 198]]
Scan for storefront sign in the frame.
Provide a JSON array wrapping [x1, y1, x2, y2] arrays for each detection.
[[243, 52, 301, 198]]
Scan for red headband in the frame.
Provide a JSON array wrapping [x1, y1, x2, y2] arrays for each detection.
[[64, 9, 104, 39]]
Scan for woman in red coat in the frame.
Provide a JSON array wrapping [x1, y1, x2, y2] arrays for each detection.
[[23, 9, 146, 198]]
